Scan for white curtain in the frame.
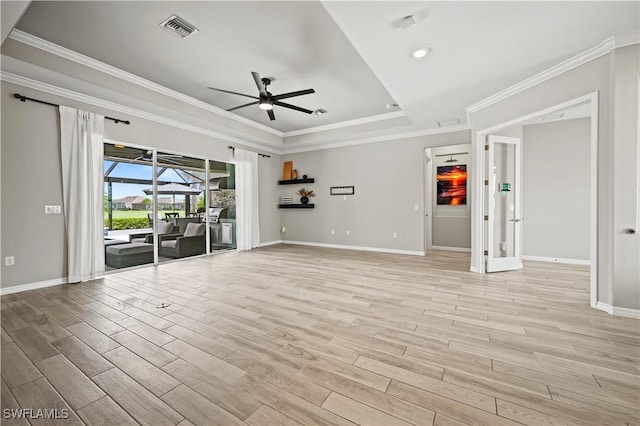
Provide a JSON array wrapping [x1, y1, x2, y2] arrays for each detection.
[[59, 106, 105, 282], [235, 148, 260, 250]]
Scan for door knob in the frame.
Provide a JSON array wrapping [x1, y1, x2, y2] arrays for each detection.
[[626, 228, 637, 235]]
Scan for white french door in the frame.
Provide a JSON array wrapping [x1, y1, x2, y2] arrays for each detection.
[[486, 135, 522, 272]]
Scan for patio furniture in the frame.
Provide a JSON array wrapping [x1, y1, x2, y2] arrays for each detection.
[[128, 221, 175, 244], [165, 212, 179, 220], [170, 216, 201, 233], [158, 222, 206, 258], [105, 243, 154, 268], [147, 212, 162, 226], [104, 238, 128, 257]]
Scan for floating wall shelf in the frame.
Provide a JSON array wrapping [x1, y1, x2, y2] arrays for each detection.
[[278, 178, 315, 185], [279, 204, 315, 209]]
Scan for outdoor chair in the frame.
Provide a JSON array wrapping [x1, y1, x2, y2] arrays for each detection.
[[129, 221, 175, 244], [165, 212, 179, 221], [158, 222, 206, 258], [147, 212, 162, 227]]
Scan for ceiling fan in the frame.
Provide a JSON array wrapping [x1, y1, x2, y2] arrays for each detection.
[[134, 150, 183, 165], [208, 72, 315, 121]]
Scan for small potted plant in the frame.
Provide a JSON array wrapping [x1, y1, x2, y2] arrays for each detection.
[[297, 188, 315, 205]]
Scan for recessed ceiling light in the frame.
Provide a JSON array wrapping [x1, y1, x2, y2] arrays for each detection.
[[386, 103, 399, 109], [411, 48, 430, 59], [314, 109, 328, 115]]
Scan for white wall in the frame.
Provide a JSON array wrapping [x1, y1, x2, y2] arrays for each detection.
[[522, 118, 591, 261], [0, 81, 282, 290], [611, 46, 640, 310], [280, 131, 470, 253], [430, 144, 471, 249], [470, 44, 639, 310]]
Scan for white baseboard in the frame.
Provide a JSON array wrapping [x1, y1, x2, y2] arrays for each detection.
[[431, 246, 471, 253], [1, 277, 69, 296], [522, 255, 590, 266], [257, 240, 283, 247], [596, 301, 640, 319], [280, 240, 425, 256]]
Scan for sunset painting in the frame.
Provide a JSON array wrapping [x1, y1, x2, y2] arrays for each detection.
[[437, 165, 467, 205]]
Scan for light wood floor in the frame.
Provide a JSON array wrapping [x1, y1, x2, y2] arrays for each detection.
[[1, 245, 638, 426]]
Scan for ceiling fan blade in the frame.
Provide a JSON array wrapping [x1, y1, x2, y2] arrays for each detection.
[[251, 72, 268, 96], [272, 89, 315, 101], [227, 101, 259, 112], [267, 109, 276, 121], [207, 87, 258, 100], [274, 101, 313, 114]]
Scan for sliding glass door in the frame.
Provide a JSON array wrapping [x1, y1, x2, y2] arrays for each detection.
[[209, 160, 236, 251], [103, 144, 155, 270], [103, 142, 235, 271], [155, 152, 206, 263]]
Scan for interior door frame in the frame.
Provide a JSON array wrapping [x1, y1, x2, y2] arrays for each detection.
[[471, 92, 599, 308], [424, 148, 433, 252]]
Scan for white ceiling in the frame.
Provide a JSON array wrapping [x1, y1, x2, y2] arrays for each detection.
[[14, 1, 397, 132], [11, 1, 640, 136]]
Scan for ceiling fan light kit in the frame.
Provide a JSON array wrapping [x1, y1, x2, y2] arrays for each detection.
[[208, 71, 316, 121]]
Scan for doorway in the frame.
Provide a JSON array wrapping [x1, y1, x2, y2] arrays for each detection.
[[424, 144, 472, 254], [472, 92, 599, 306]]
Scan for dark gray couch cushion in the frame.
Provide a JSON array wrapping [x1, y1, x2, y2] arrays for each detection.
[[106, 243, 153, 256]]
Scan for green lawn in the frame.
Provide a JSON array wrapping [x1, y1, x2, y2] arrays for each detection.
[[105, 210, 182, 219]]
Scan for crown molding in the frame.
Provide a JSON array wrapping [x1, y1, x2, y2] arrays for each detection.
[[281, 123, 470, 154], [2, 68, 470, 157], [283, 111, 406, 137], [8, 29, 410, 140], [0, 70, 282, 154], [615, 30, 640, 49], [466, 31, 639, 115], [9, 29, 285, 138]]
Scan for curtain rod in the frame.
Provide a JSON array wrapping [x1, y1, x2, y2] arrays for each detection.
[[228, 145, 271, 158], [13, 93, 131, 125]]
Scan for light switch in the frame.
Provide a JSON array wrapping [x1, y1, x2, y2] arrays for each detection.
[[45, 205, 61, 214]]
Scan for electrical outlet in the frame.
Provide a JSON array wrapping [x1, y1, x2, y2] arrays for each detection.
[[346, 230, 350, 236], [393, 232, 397, 239], [414, 204, 419, 211], [331, 229, 335, 235], [343, 195, 347, 201], [281, 226, 286, 233], [5, 256, 14, 266]]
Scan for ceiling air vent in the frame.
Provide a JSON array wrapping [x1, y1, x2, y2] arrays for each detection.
[[159, 15, 199, 39]]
